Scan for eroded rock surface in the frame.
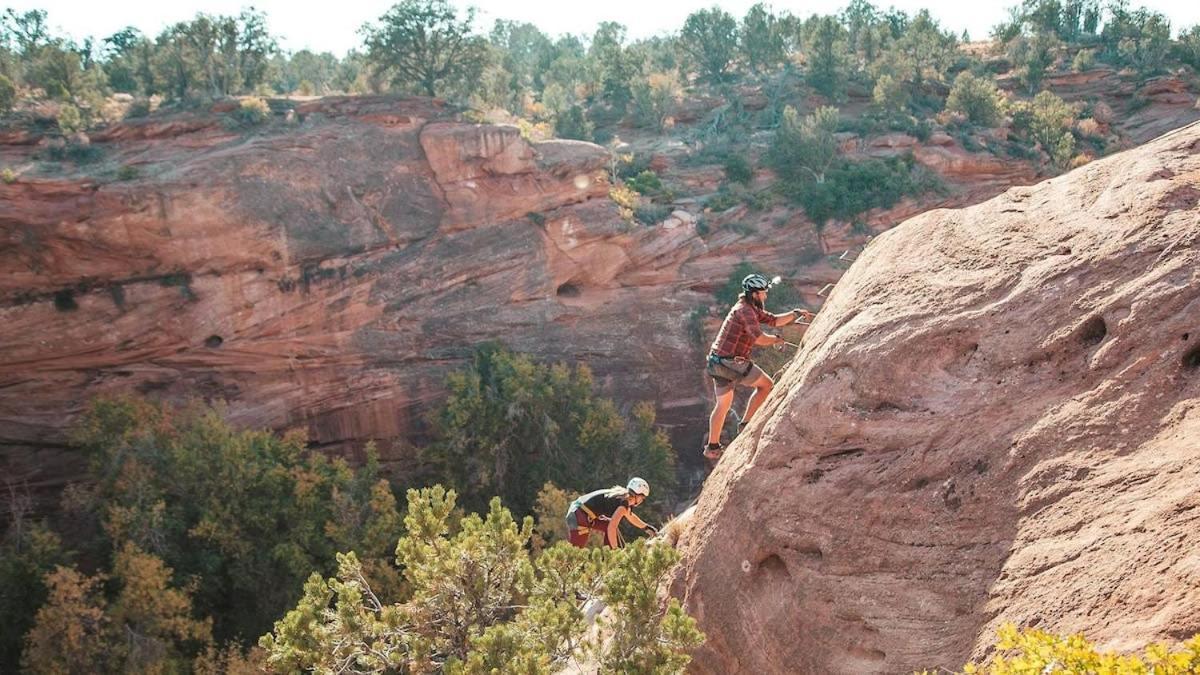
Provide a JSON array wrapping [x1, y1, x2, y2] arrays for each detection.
[[671, 122, 1200, 673]]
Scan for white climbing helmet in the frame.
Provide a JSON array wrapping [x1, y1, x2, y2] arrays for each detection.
[[742, 273, 781, 293], [627, 477, 650, 497]]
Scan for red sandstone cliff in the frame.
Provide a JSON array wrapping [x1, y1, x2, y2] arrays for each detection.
[[1, 84, 1197, 501], [670, 121, 1200, 673]]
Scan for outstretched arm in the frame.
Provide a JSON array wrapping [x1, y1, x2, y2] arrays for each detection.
[[773, 309, 815, 326], [624, 509, 650, 530]]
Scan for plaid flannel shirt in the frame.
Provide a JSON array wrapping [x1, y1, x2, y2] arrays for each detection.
[[709, 299, 780, 359]]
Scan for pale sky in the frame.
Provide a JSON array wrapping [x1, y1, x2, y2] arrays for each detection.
[[8, 0, 1200, 56]]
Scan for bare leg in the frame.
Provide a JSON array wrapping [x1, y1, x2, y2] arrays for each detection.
[[708, 387, 735, 445], [741, 372, 774, 426]]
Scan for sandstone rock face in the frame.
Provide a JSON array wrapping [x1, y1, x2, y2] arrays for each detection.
[[671, 122, 1200, 673], [0, 97, 702, 491]]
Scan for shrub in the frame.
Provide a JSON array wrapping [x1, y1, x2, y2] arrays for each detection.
[[56, 104, 83, 133], [705, 188, 741, 213], [517, 118, 553, 141], [425, 344, 676, 518], [945, 72, 1005, 127], [626, 169, 664, 195], [115, 165, 140, 181], [554, 104, 593, 141], [68, 396, 404, 642], [609, 184, 640, 220], [22, 543, 213, 673], [531, 482, 572, 550], [0, 74, 15, 115], [635, 202, 672, 225], [1, 168, 15, 184], [1071, 48, 1096, 72], [1178, 25, 1200, 70], [767, 105, 840, 185], [930, 623, 1200, 674], [631, 71, 683, 132], [872, 73, 908, 115], [261, 488, 704, 673], [232, 97, 270, 126], [1075, 117, 1103, 139], [723, 154, 753, 185], [1091, 101, 1114, 125], [1015, 90, 1078, 169], [0, 520, 68, 672], [124, 98, 152, 119], [1070, 153, 1093, 169], [780, 155, 940, 226]]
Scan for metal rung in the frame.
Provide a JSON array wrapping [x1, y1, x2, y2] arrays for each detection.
[[817, 283, 835, 297]]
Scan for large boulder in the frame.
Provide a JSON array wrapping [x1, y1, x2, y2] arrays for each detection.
[[671, 121, 1200, 673]]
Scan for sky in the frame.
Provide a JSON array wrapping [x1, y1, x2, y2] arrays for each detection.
[[7, 0, 1200, 56]]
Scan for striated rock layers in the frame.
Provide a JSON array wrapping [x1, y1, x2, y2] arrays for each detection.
[[0, 97, 722, 489], [671, 122, 1200, 673]]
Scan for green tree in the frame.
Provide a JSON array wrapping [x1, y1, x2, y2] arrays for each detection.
[[272, 49, 339, 94], [740, 3, 788, 74], [0, 73, 14, 113], [631, 70, 683, 131], [21, 566, 113, 673], [22, 544, 211, 674], [872, 72, 908, 114], [1178, 25, 1200, 70], [1014, 89, 1077, 169], [149, 11, 278, 100], [489, 20, 554, 97], [542, 35, 588, 104], [361, 0, 488, 97], [589, 22, 640, 111], [597, 542, 704, 672], [552, 102, 593, 141], [262, 487, 702, 674], [101, 27, 151, 94], [427, 344, 676, 518], [805, 16, 848, 99], [1007, 30, 1059, 93], [69, 396, 405, 643], [679, 7, 739, 83], [0, 513, 68, 672], [842, 0, 883, 64], [768, 105, 839, 184], [891, 9, 958, 95], [945, 71, 1005, 126]]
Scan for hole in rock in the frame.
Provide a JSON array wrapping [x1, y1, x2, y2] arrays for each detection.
[[1183, 333, 1190, 341], [53, 290, 78, 311], [1183, 344, 1200, 370], [757, 554, 790, 578], [556, 282, 581, 298], [1078, 316, 1107, 346], [205, 335, 224, 348]]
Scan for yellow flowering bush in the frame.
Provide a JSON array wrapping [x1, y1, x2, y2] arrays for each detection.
[[924, 623, 1200, 675]]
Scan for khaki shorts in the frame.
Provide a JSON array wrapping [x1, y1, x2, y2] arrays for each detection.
[[706, 355, 767, 394]]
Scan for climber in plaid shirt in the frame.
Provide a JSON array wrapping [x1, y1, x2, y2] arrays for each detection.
[[703, 273, 814, 461]]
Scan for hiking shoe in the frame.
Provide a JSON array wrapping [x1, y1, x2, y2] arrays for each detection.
[[702, 442, 724, 461]]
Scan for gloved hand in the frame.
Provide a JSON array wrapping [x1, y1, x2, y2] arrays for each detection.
[[644, 525, 658, 537], [792, 309, 815, 323]]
